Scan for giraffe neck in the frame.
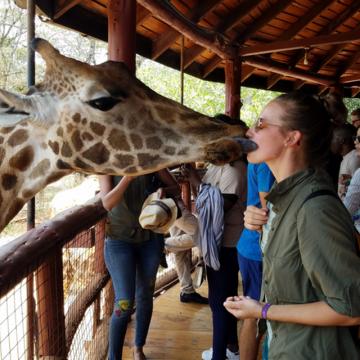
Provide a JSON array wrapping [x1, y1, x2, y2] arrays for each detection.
[[0, 123, 71, 233]]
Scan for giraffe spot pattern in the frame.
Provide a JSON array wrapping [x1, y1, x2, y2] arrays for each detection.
[[74, 158, 95, 172], [72, 113, 81, 123], [162, 128, 181, 143], [71, 130, 84, 151], [82, 132, 94, 141], [22, 189, 34, 199], [146, 136, 162, 150], [90, 122, 105, 136], [82, 143, 110, 165], [0, 136, 4, 144], [125, 166, 138, 174], [178, 147, 189, 156], [1, 127, 15, 134], [7, 129, 29, 147], [81, 118, 87, 125], [137, 153, 163, 169], [30, 159, 51, 179], [108, 129, 130, 151], [2, 174, 17, 190], [48, 140, 60, 154], [5, 198, 24, 226], [57, 127, 64, 137], [114, 154, 135, 169], [127, 116, 138, 130], [47, 171, 67, 184], [164, 146, 176, 155], [66, 123, 75, 133], [9, 146, 34, 171], [0, 147, 5, 166], [56, 159, 71, 169], [155, 106, 176, 124], [130, 133, 143, 149], [61, 142, 73, 157]]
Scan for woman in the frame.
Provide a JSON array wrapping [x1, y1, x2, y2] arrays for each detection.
[[224, 92, 360, 359], [99, 170, 178, 360]]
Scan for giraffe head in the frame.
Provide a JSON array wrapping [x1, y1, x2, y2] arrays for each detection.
[[0, 38, 255, 232]]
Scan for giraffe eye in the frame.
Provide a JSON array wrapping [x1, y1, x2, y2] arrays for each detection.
[[86, 97, 121, 111]]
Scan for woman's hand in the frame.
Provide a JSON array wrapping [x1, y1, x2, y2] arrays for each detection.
[[223, 296, 262, 319], [244, 205, 269, 231]]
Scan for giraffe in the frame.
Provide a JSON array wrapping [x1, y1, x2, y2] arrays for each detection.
[[0, 38, 255, 233]]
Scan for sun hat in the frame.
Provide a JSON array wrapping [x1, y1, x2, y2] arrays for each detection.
[[139, 192, 178, 234]]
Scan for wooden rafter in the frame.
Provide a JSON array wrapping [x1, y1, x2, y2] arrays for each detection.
[[151, 0, 220, 60], [182, 0, 263, 70], [337, 49, 360, 78], [236, 0, 293, 44], [137, 4, 152, 26], [243, 57, 334, 86], [202, 0, 292, 78], [239, 29, 360, 57], [54, 0, 82, 19], [267, 0, 335, 89], [283, 1, 360, 89], [241, 65, 255, 83], [137, 0, 235, 59]]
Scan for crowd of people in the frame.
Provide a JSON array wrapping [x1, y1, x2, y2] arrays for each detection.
[[98, 92, 360, 360]]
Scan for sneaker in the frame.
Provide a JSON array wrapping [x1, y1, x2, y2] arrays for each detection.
[[201, 347, 239, 360], [180, 292, 208, 304]]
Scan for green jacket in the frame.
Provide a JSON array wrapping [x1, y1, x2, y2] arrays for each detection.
[[262, 168, 360, 360]]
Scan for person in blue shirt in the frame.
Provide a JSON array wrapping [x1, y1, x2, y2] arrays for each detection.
[[236, 162, 274, 360]]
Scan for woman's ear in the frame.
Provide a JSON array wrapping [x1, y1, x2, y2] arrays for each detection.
[[285, 130, 302, 147]]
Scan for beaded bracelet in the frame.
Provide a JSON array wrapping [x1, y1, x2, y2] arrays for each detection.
[[261, 302, 272, 319]]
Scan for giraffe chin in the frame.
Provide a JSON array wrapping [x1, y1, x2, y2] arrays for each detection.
[[204, 137, 257, 165]]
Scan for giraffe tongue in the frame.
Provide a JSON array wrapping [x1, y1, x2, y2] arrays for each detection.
[[232, 137, 258, 153]]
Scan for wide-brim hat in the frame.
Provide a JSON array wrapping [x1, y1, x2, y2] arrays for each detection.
[[139, 192, 178, 234]]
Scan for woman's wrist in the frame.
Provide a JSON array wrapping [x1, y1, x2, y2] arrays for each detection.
[[261, 302, 272, 319]]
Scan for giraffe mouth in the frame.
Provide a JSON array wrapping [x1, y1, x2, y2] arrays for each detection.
[[0, 101, 30, 126]]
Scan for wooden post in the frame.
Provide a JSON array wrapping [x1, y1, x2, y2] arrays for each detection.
[[225, 58, 242, 119], [108, 0, 137, 73], [36, 248, 66, 358]]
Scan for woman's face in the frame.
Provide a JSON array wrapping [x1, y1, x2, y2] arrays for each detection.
[[355, 127, 360, 156], [246, 100, 289, 164]]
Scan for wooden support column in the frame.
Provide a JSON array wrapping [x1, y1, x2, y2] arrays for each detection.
[[225, 58, 241, 119], [36, 249, 66, 358], [108, 0, 136, 73]]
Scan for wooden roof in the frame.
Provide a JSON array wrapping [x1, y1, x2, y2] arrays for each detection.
[[16, 0, 360, 97]]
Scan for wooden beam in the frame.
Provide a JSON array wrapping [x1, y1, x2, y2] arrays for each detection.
[[351, 87, 360, 97], [137, 4, 152, 26], [54, 0, 82, 19], [340, 75, 360, 84], [283, 1, 360, 76], [293, 79, 306, 90], [151, 0, 221, 60], [203, 56, 223, 78], [241, 65, 255, 83], [236, 0, 293, 44], [267, 73, 282, 89], [266, 0, 335, 88], [277, 0, 335, 42], [239, 29, 360, 57], [138, 0, 235, 59], [337, 49, 360, 78], [243, 57, 334, 86], [182, 0, 263, 71]]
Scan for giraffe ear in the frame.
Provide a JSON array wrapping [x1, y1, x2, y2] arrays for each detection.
[[0, 89, 56, 128]]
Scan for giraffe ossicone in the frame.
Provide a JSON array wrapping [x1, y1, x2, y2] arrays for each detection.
[[0, 38, 255, 233]]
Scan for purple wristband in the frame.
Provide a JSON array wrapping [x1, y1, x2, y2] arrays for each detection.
[[261, 303, 271, 319]]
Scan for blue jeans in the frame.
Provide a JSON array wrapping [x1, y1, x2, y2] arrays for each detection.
[[104, 234, 164, 360], [207, 247, 239, 360]]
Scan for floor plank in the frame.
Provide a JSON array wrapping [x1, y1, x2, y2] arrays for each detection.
[[122, 283, 212, 360]]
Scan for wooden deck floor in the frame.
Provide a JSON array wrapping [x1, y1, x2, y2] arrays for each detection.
[[122, 282, 214, 360]]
